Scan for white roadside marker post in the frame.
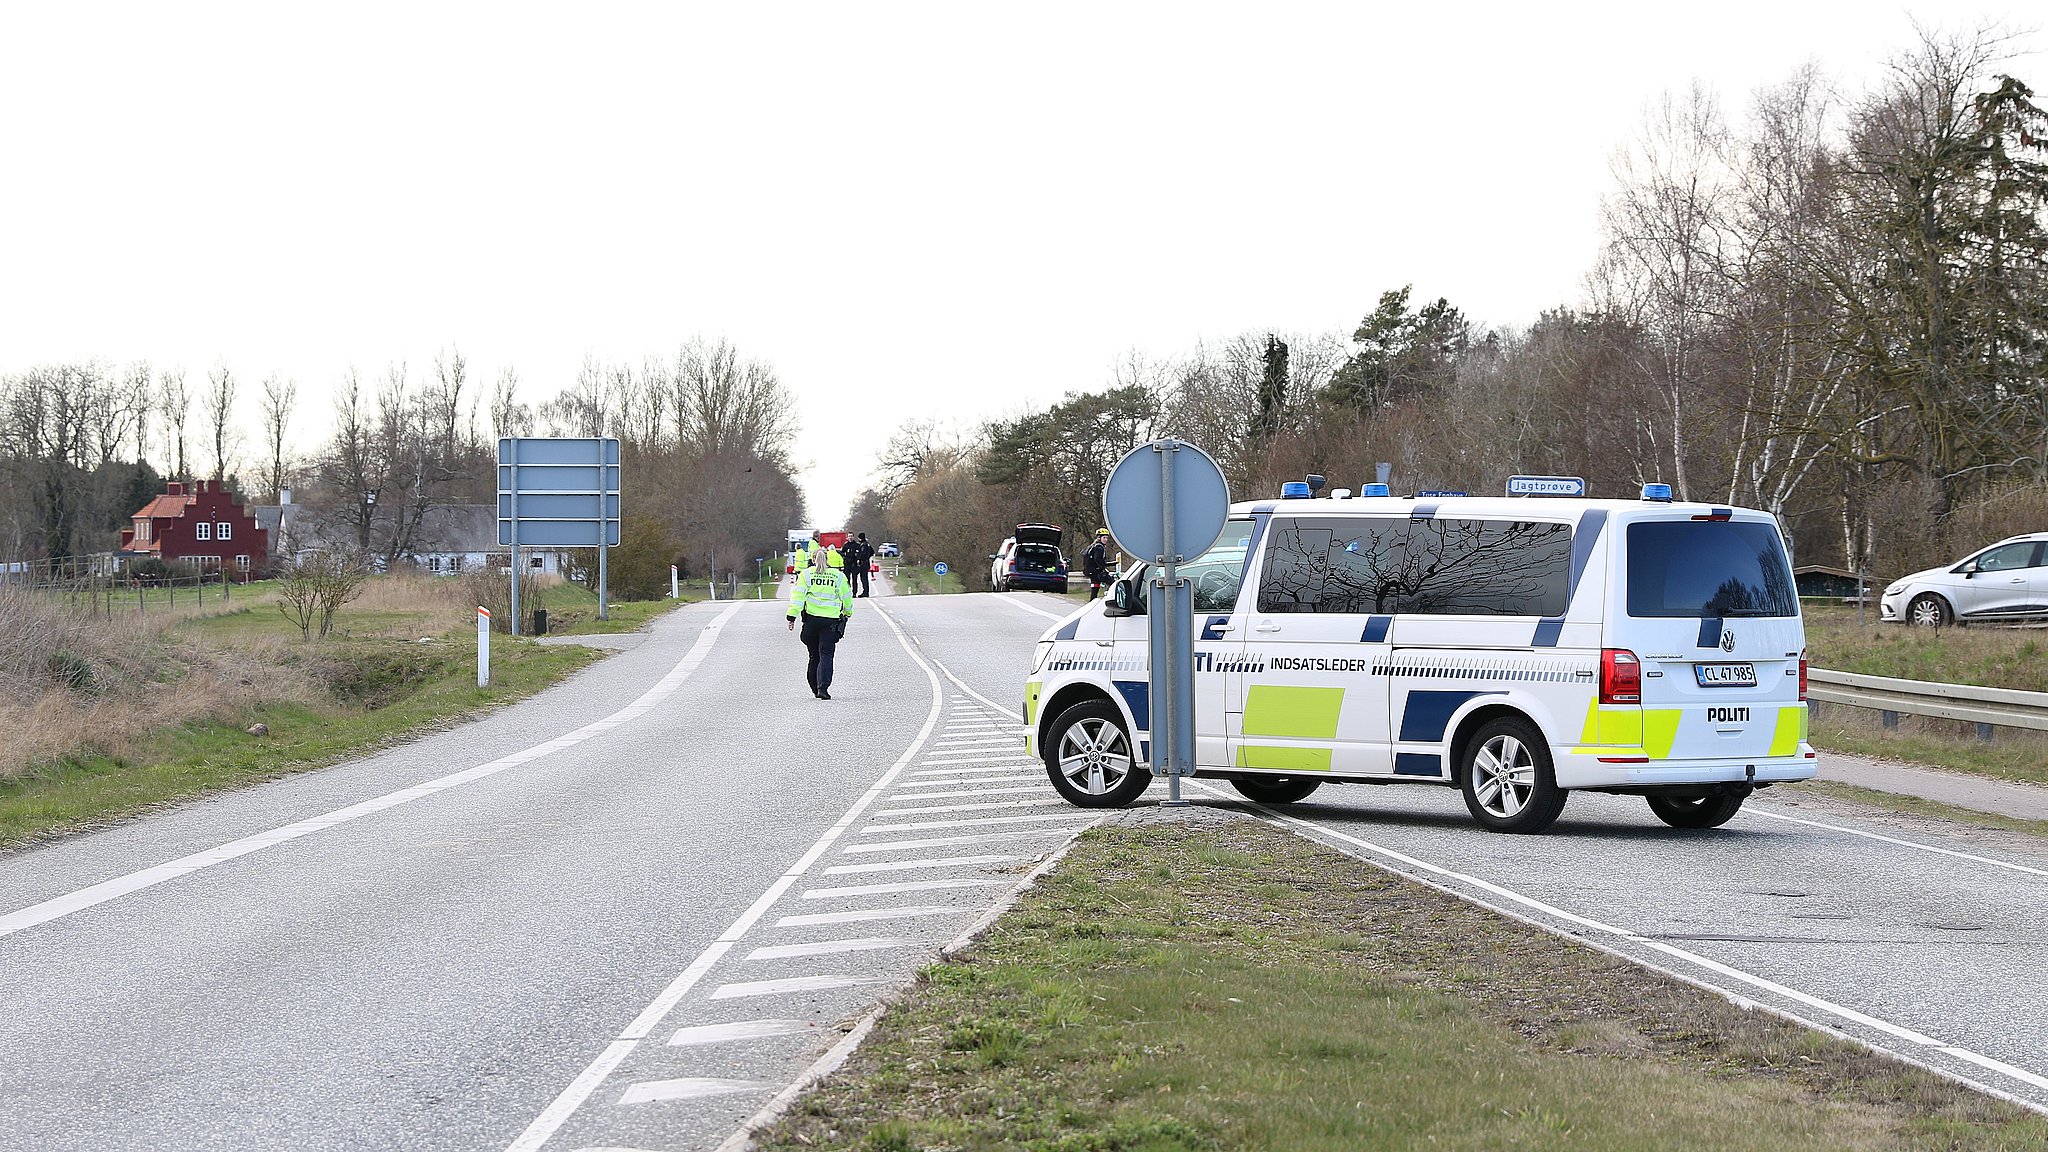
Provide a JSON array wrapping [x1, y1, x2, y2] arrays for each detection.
[[477, 606, 491, 687], [671, 565, 679, 599]]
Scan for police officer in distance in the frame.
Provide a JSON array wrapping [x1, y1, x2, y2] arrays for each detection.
[[787, 544, 855, 699], [844, 531, 874, 597]]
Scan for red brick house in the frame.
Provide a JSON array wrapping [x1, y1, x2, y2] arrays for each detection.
[[118, 479, 270, 582]]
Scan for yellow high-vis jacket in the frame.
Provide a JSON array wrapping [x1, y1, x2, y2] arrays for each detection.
[[788, 564, 855, 621], [826, 546, 843, 569]]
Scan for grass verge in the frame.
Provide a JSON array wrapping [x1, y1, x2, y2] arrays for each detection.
[[757, 821, 2047, 1152], [894, 566, 966, 595], [0, 636, 599, 849]]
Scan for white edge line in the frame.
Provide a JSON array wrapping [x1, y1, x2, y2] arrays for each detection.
[[505, 601, 947, 1152], [1188, 780, 2048, 1116], [983, 595, 1069, 622], [0, 603, 745, 942], [1749, 807, 2048, 879], [712, 806, 1099, 1152]]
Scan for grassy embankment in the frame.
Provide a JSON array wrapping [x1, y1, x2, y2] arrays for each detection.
[[0, 575, 688, 848], [1801, 603, 2048, 785], [756, 821, 2047, 1152]]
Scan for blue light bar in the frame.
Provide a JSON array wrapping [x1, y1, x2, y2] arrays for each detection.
[[1361, 483, 1391, 497], [1280, 482, 1312, 499], [1642, 483, 1674, 502]]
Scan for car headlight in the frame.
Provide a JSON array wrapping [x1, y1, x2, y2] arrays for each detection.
[[1884, 581, 1908, 596], [1031, 641, 1053, 674]]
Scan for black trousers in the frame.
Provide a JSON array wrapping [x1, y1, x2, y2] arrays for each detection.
[[851, 565, 871, 596], [800, 615, 842, 691]]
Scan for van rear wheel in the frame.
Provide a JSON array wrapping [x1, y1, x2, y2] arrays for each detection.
[[1460, 717, 1566, 834], [1647, 793, 1745, 829], [1042, 700, 1151, 808], [1229, 776, 1322, 805]]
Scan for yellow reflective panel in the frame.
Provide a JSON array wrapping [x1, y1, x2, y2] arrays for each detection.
[[1242, 685, 1343, 739], [1235, 745, 1334, 772]]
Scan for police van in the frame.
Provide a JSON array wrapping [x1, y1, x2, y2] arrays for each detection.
[[1022, 477, 1815, 833]]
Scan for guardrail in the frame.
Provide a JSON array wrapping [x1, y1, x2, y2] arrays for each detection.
[[1806, 668, 2048, 738]]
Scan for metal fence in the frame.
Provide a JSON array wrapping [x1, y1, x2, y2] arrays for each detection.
[[1806, 668, 2048, 740]]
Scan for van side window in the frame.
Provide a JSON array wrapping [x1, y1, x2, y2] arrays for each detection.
[[1258, 517, 1570, 616], [1392, 519, 1572, 616], [1137, 516, 1256, 613], [1257, 517, 1408, 613]]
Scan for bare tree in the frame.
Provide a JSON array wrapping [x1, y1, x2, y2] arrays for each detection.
[[159, 367, 190, 480], [1595, 82, 1736, 500], [490, 368, 532, 440], [260, 374, 298, 499], [204, 363, 239, 483]]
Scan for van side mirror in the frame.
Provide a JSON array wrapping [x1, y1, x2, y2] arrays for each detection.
[[1102, 578, 1144, 618]]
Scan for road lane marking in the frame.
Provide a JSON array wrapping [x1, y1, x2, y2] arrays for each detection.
[[821, 854, 1022, 875], [801, 878, 1006, 899], [508, 601, 947, 1151], [1749, 809, 2048, 879], [1, 603, 747, 943], [745, 938, 917, 960], [984, 596, 1069, 621], [776, 906, 955, 927], [709, 975, 888, 999], [881, 786, 1047, 802], [910, 767, 1033, 778], [862, 813, 1093, 833], [668, 1020, 816, 1047], [1194, 781, 2048, 1115], [875, 799, 1062, 816], [843, 829, 1079, 853], [618, 1078, 770, 1104]]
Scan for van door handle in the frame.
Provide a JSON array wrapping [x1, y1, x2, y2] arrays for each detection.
[[1210, 622, 1237, 633], [1254, 622, 1282, 633]]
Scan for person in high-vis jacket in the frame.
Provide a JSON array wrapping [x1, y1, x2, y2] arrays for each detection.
[[786, 546, 855, 699]]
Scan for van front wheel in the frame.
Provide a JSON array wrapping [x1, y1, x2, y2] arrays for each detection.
[[1647, 793, 1744, 829], [1043, 701, 1152, 808], [1460, 718, 1566, 834]]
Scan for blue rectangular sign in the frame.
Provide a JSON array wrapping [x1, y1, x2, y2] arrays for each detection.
[[498, 437, 622, 547]]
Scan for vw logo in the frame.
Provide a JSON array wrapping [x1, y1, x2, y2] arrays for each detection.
[[1720, 628, 1736, 653]]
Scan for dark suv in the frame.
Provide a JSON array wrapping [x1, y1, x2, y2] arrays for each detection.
[[990, 523, 1068, 592]]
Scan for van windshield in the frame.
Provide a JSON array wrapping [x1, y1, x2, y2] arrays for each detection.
[[1626, 521, 1796, 618]]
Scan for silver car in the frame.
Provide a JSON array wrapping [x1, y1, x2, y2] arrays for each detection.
[[1880, 532, 2048, 626]]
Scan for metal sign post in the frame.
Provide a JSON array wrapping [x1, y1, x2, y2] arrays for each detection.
[[1103, 438, 1229, 809]]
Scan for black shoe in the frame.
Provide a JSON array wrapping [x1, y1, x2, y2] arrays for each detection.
[[817, 688, 831, 700]]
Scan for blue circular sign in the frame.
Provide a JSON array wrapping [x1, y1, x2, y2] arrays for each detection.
[[933, 562, 948, 576], [1102, 439, 1230, 564]]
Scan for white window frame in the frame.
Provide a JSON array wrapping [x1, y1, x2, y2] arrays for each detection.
[[195, 522, 212, 541], [218, 521, 233, 541], [235, 554, 250, 571]]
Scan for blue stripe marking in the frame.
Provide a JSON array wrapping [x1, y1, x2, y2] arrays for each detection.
[[1568, 509, 1606, 607], [1697, 618, 1722, 648], [1201, 615, 1230, 641], [1531, 618, 1564, 647], [1054, 618, 1079, 641], [1113, 680, 1150, 730], [1360, 615, 1392, 643], [1398, 690, 1498, 742], [1248, 502, 1278, 515], [1410, 503, 1440, 520], [1395, 752, 1441, 777]]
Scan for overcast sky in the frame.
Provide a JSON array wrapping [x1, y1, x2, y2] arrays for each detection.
[[2, 3, 2039, 527]]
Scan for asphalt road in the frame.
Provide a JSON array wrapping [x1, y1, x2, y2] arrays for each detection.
[[2, 584, 2044, 1152]]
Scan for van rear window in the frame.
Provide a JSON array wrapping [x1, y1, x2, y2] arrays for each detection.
[[1626, 521, 1796, 618], [1012, 544, 1063, 573]]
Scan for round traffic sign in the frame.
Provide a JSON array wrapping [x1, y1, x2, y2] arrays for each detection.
[[933, 562, 949, 576], [1102, 439, 1230, 564]]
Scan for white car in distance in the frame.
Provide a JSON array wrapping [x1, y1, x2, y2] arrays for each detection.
[[1880, 532, 2048, 627]]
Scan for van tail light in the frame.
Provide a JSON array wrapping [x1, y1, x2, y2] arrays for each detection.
[[1600, 649, 1641, 705], [1799, 649, 1808, 701]]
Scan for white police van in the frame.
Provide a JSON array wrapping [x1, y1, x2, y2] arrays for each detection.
[[1022, 477, 1815, 833]]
